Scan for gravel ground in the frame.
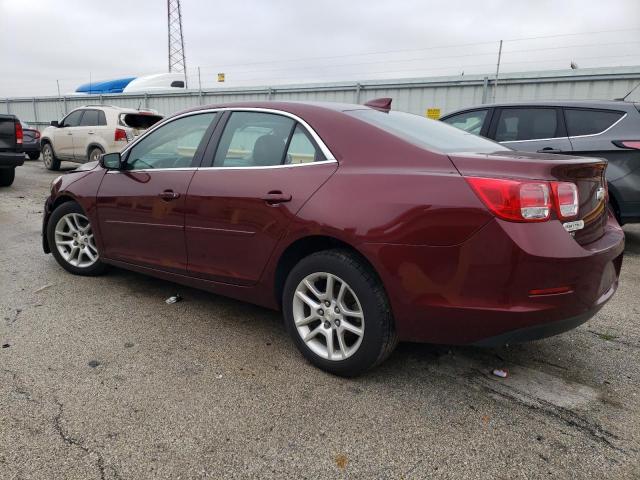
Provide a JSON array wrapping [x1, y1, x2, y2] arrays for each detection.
[[1, 160, 639, 479]]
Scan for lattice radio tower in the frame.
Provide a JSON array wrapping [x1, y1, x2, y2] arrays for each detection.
[[167, 0, 187, 86]]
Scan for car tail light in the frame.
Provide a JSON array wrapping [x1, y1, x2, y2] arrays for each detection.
[[114, 128, 127, 142], [34, 130, 41, 139], [466, 177, 580, 223], [551, 182, 579, 219], [15, 121, 23, 145], [466, 177, 551, 222], [612, 140, 640, 149]]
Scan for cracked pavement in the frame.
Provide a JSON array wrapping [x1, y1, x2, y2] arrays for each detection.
[[1, 161, 640, 479]]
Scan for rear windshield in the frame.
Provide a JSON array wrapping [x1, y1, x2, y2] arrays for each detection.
[[350, 109, 509, 153]]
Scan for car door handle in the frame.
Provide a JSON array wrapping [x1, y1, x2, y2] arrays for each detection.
[[88, 131, 95, 135], [261, 190, 292, 205], [537, 147, 563, 153], [66, 132, 73, 136], [159, 190, 181, 201]]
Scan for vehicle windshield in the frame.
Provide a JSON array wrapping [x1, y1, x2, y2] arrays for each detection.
[[349, 109, 510, 153]]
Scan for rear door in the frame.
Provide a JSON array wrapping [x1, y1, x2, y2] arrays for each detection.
[[185, 110, 338, 285], [96, 112, 219, 273], [489, 107, 572, 154], [73, 109, 100, 161]]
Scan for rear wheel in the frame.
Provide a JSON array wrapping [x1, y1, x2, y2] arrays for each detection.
[[27, 152, 40, 160], [0, 168, 15, 187], [47, 202, 106, 276], [88, 147, 103, 163], [42, 143, 60, 171], [283, 249, 397, 377]]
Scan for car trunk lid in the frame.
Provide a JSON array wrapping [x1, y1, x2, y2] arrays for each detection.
[[448, 150, 608, 245]]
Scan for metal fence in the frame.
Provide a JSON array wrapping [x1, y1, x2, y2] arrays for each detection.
[[3, 66, 639, 131]]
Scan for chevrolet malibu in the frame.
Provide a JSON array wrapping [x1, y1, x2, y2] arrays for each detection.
[[42, 99, 625, 376]]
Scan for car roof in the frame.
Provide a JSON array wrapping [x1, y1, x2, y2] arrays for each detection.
[[182, 100, 370, 116], [445, 99, 638, 115]]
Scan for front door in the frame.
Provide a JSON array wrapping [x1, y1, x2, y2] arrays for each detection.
[[185, 111, 337, 285], [96, 112, 218, 273], [490, 107, 572, 154], [54, 109, 84, 159]]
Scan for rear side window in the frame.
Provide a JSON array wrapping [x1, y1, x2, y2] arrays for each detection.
[[349, 110, 508, 154], [80, 110, 99, 126], [442, 109, 488, 135], [564, 109, 624, 136], [214, 112, 295, 167], [285, 125, 324, 164], [98, 111, 107, 126], [495, 108, 557, 142]]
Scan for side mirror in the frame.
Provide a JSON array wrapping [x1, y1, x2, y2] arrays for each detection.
[[100, 152, 122, 169], [50, 120, 59, 127]]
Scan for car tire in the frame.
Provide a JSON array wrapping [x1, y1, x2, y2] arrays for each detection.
[[47, 201, 107, 276], [88, 147, 104, 163], [42, 143, 61, 171], [282, 249, 398, 377], [27, 152, 40, 160], [0, 168, 15, 187]]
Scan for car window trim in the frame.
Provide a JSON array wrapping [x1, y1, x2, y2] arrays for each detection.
[[122, 107, 338, 172], [562, 108, 627, 139], [489, 106, 567, 143]]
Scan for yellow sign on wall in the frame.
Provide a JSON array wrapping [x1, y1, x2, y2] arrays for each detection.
[[426, 108, 441, 119], [217, 73, 225, 82]]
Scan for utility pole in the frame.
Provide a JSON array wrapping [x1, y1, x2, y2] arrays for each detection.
[[167, 0, 188, 88], [493, 40, 503, 102]]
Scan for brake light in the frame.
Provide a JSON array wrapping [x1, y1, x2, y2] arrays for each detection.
[[114, 128, 127, 142], [612, 140, 640, 149], [551, 182, 579, 219], [466, 177, 580, 223], [466, 177, 551, 222], [15, 121, 23, 145]]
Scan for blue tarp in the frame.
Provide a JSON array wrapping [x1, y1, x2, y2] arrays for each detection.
[[75, 77, 137, 94]]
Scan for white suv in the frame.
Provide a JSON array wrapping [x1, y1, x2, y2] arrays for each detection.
[[40, 105, 163, 170]]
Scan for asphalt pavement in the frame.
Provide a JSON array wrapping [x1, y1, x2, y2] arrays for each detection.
[[1, 160, 639, 479]]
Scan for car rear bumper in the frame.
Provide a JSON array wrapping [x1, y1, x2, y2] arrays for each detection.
[[0, 152, 25, 168], [22, 141, 41, 153], [360, 212, 624, 345]]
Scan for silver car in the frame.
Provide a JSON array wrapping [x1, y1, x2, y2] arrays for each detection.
[[441, 100, 640, 224]]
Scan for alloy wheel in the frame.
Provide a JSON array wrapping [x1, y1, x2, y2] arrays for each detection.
[[43, 145, 53, 168], [292, 272, 365, 361], [54, 213, 99, 268]]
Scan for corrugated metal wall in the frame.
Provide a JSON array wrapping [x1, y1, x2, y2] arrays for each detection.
[[3, 66, 639, 130]]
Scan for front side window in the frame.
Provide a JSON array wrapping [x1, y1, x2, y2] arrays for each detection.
[[214, 112, 295, 167], [80, 110, 99, 127], [564, 109, 624, 136], [349, 109, 508, 154], [495, 108, 557, 142], [62, 110, 84, 128], [125, 113, 216, 170], [442, 109, 488, 135]]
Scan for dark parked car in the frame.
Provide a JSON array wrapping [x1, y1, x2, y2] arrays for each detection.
[[0, 114, 25, 186], [441, 100, 640, 225], [42, 100, 624, 376], [21, 121, 41, 160]]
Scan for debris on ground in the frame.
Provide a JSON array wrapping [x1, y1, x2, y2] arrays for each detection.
[[492, 369, 509, 378], [34, 283, 54, 293], [88, 360, 101, 368], [165, 295, 182, 305], [2, 343, 10, 349]]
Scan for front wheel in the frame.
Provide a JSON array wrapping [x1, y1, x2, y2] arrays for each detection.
[[46, 202, 106, 276], [283, 249, 397, 377], [42, 143, 60, 171], [0, 168, 15, 186]]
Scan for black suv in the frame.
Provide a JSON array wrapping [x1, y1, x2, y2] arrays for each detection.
[[0, 114, 25, 187], [441, 101, 640, 224]]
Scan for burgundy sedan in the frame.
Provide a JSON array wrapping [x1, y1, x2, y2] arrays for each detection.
[[42, 99, 624, 376]]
